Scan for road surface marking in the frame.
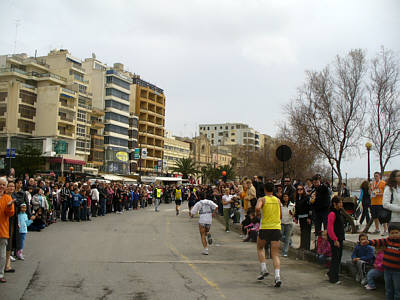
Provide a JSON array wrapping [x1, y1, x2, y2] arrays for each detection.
[[166, 219, 226, 299]]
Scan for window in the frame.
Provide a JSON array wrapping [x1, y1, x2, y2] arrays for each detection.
[[214, 127, 217, 130], [76, 124, 86, 137], [106, 76, 130, 90], [243, 132, 247, 137], [105, 100, 129, 112], [211, 133, 214, 138], [19, 90, 36, 105], [231, 132, 235, 136], [105, 88, 129, 101], [218, 132, 223, 136], [18, 104, 36, 119], [105, 112, 129, 124], [231, 126, 234, 129], [76, 140, 89, 150], [77, 110, 87, 122], [220, 126, 222, 129], [225, 126, 228, 130], [94, 63, 106, 71], [104, 124, 128, 136], [207, 127, 210, 130], [231, 139, 235, 142], [79, 84, 87, 94], [104, 136, 128, 147]]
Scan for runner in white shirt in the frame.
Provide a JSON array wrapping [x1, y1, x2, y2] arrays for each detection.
[[191, 192, 218, 255]]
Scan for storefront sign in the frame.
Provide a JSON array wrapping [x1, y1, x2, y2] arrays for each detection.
[[116, 151, 129, 162]]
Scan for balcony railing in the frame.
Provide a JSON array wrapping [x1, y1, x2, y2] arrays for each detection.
[[62, 87, 76, 95], [21, 83, 37, 90], [59, 115, 74, 122]]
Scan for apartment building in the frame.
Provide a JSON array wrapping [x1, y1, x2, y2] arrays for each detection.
[[211, 146, 232, 167], [198, 123, 262, 151], [0, 53, 88, 173], [131, 75, 165, 174], [164, 131, 190, 174], [128, 114, 139, 173], [83, 57, 134, 174]]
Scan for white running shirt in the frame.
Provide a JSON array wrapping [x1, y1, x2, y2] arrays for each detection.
[[191, 199, 218, 225]]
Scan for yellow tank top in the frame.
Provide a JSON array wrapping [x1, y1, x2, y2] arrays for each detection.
[[175, 189, 182, 199], [156, 189, 161, 198], [260, 195, 281, 230]]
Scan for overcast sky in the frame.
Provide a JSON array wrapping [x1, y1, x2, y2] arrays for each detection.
[[1, 0, 399, 178]]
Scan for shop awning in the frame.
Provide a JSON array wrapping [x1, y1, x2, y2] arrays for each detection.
[[48, 158, 86, 165], [101, 174, 137, 183]]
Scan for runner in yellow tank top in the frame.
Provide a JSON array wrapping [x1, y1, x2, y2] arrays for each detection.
[[256, 182, 282, 287]]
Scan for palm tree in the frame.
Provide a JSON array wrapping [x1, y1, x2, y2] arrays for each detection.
[[171, 157, 198, 179]]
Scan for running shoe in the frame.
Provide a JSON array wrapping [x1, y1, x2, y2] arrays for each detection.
[[202, 248, 209, 255], [207, 233, 213, 245], [334, 281, 342, 285], [10, 256, 16, 262], [257, 271, 269, 280], [365, 285, 376, 290], [274, 277, 282, 287]]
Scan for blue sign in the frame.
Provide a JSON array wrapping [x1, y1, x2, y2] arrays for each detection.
[[6, 148, 16, 158], [5, 149, 10, 158], [11, 148, 16, 158]]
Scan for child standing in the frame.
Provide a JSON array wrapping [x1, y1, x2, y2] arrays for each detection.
[[351, 233, 375, 283], [17, 203, 34, 260], [368, 223, 400, 300]]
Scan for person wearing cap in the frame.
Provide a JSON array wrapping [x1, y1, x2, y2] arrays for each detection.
[[0, 177, 15, 283]]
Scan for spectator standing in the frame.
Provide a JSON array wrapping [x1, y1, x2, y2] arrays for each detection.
[[294, 184, 312, 250], [283, 177, 295, 203], [367, 172, 387, 235], [382, 170, 400, 224], [0, 177, 15, 283], [311, 175, 331, 236], [358, 181, 371, 228], [327, 196, 345, 284], [17, 203, 34, 260], [90, 184, 99, 217], [281, 194, 294, 257]]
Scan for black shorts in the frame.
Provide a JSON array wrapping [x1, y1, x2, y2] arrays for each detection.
[[370, 205, 382, 219], [258, 229, 281, 242], [175, 200, 182, 206]]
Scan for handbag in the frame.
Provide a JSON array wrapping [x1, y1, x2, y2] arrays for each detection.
[[378, 189, 393, 224]]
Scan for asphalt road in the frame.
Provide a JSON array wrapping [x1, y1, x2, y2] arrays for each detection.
[[1, 203, 383, 300]]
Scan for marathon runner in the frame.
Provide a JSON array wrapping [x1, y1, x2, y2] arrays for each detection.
[[175, 186, 182, 215], [255, 182, 282, 287], [190, 192, 218, 255]]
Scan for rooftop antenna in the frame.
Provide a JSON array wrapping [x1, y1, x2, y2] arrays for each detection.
[[13, 19, 20, 54]]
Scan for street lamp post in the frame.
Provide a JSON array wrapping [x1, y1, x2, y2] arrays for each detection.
[[365, 141, 372, 182]]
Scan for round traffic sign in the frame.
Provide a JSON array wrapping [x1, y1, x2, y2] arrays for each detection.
[[276, 145, 292, 162]]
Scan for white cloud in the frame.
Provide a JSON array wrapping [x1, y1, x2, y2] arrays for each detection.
[[240, 35, 296, 66]]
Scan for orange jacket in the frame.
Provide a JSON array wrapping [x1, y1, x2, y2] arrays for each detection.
[[0, 194, 14, 238]]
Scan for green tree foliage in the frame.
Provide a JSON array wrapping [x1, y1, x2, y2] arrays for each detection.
[[171, 157, 198, 179], [13, 145, 45, 177]]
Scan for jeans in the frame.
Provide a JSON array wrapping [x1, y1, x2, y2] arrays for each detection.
[[91, 200, 98, 217], [19, 233, 26, 251], [61, 201, 68, 221], [367, 268, 383, 289], [314, 209, 329, 235], [0, 238, 7, 279], [223, 208, 230, 231], [384, 269, 400, 300], [328, 240, 343, 283], [359, 201, 371, 225], [299, 218, 312, 250], [281, 223, 293, 255], [155, 198, 161, 211], [99, 198, 106, 216], [317, 254, 331, 265]]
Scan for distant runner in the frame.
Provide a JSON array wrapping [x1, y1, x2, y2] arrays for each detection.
[[175, 186, 182, 215], [256, 182, 282, 287], [191, 192, 218, 255]]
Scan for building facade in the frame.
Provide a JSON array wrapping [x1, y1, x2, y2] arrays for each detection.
[[164, 130, 190, 174], [131, 75, 165, 174], [199, 123, 262, 151], [0, 53, 88, 173]]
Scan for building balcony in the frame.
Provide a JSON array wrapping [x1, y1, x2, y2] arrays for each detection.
[[58, 114, 75, 124], [91, 120, 105, 129], [70, 63, 86, 74], [20, 83, 37, 92], [61, 87, 77, 96]]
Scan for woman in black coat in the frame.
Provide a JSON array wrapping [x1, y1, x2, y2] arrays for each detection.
[[294, 184, 312, 250]]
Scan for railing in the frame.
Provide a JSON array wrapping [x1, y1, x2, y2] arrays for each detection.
[[37, 72, 66, 82], [78, 103, 92, 110], [71, 63, 86, 73], [0, 67, 27, 75], [59, 100, 75, 109], [59, 115, 74, 122], [62, 87, 76, 95], [21, 83, 36, 90]]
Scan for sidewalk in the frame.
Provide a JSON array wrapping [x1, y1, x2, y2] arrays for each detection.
[[215, 214, 386, 288]]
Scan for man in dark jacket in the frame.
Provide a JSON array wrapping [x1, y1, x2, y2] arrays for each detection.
[[14, 180, 31, 218], [255, 176, 265, 199], [283, 177, 296, 203], [311, 174, 331, 235]]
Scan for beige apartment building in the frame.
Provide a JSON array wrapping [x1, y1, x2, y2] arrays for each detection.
[[176, 134, 212, 169], [131, 75, 165, 174], [163, 131, 190, 174], [199, 123, 263, 151], [0, 53, 89, 173], [211, 146, 232, 167]]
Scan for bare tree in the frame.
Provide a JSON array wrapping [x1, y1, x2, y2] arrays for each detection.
[[367, 47, 400, 174], [286, 49, 367, 189]]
